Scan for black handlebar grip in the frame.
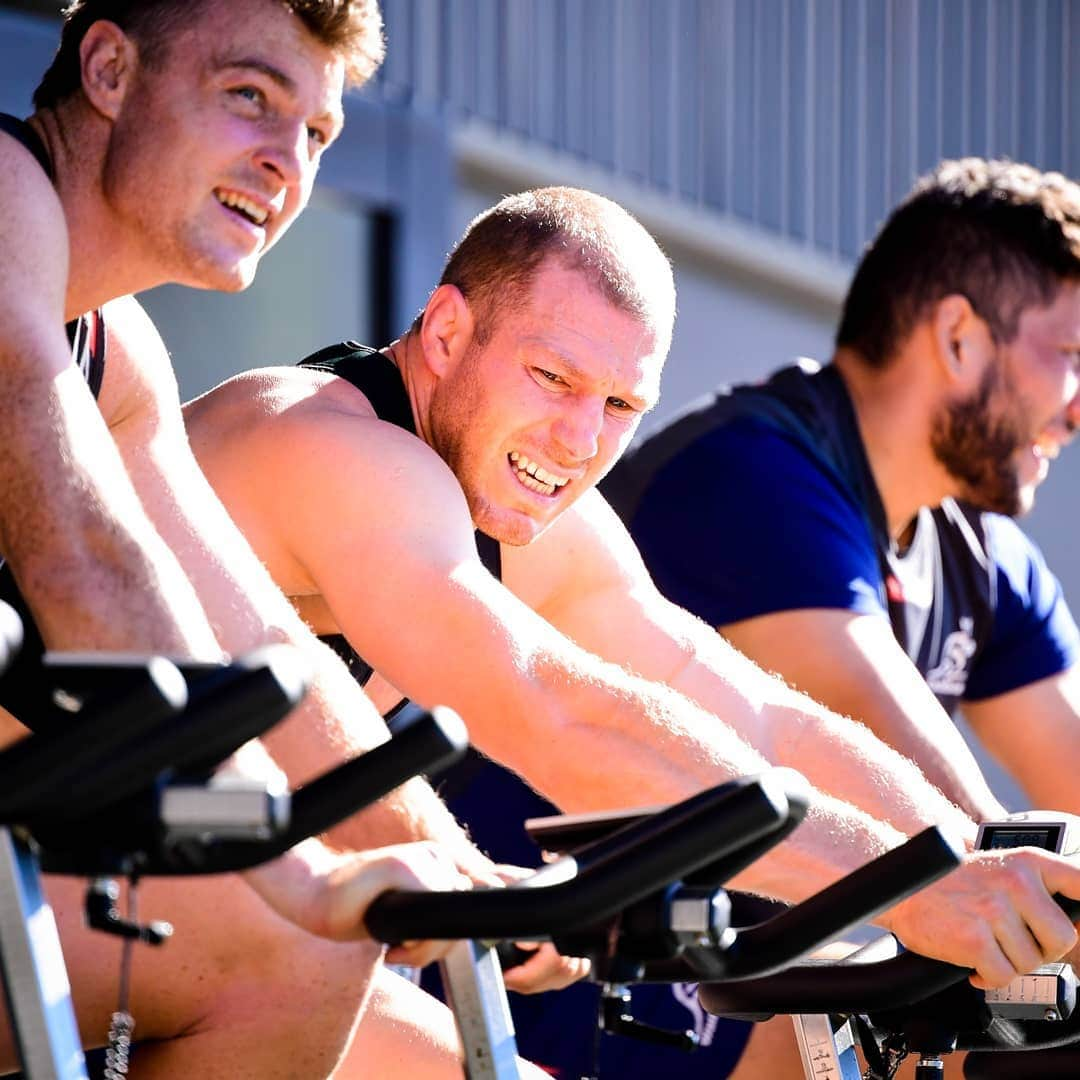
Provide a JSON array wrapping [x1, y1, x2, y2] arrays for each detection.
[[708, 824, 965, 980], [698, 949, 964, 1016], [0, 657, 187, 820], [46, 645, 308, 818], [364, 769, 805, 944], [153, 706, 471, 874]]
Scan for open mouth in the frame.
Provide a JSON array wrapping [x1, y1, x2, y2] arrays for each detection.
[[509, 451, 570, 497], [214, 189, 269, 228]]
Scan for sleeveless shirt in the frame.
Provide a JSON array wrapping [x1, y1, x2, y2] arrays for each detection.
[[297, 341, 502, 709]]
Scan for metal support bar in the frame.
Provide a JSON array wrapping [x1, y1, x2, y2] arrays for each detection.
[[439, 940, 521, 1079], [792, 1014, 860, 1080], [0, 828, 87, 1079]]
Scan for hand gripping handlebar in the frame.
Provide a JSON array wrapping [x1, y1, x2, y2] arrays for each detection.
[[364, 768, 808, 945], [679, 824, 965, 983], [697, 837, 1048, 1018]]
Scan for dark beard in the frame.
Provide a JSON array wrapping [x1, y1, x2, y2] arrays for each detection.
[[929, 367, 1027, 516]]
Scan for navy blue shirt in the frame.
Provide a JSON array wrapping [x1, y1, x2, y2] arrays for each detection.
[[610, 361, 1079, 715]]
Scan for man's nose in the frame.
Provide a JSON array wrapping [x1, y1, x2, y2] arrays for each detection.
[[255, 121, 308, 187], [552, 398, 604, 463]]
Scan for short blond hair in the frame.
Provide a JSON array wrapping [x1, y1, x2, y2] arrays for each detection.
[[34, 0, 384, 107]]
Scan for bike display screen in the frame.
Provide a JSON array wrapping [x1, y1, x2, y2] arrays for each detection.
[[977, 823, 1064, 852]]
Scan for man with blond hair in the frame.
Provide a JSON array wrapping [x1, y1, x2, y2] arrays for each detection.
[[0, 2, 531, 1075]]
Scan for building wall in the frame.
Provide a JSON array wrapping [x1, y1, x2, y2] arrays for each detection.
[[376, 0, 1079, 261]]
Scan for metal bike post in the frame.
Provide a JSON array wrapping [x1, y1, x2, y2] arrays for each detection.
[[0, 827, 87, 1079], [439, 940, 522, 1079], [792, 1014, 861, 1080]]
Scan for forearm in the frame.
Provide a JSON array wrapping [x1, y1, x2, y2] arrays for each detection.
[[472, 639, 775, 812], [963, 676, 1080, 816], [852, 701, 1004, 823], [773, 702, 981, 842], [729, 790, 910, 904], [510, 655, 922, 905], [673, 632, 986, 838], [2, 368, 219, 657]]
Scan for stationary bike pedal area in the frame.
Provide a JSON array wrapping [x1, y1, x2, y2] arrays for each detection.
[[789, 810, 1080, 1080]]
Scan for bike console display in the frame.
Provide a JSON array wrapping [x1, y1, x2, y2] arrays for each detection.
[[976, 811, 1078, 856]]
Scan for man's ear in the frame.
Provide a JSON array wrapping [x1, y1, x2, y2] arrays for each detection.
[[79, 21, 139, 121], [931, 293, 993, 388], [419, 284, 476, 377]]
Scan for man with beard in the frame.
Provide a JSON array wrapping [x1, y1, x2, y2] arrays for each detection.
[[607, 158, 1080, 825]]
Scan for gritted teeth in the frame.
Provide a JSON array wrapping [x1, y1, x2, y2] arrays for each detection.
[[215, 189, 269, 226], [508, 451, 570, 489]]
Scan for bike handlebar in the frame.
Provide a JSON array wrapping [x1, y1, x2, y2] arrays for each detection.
[[365, 769, 806, 944], [0, 657, 188, 821], [699, 892, 1080, 1018], [138, 705, 470, 874], [685, 825, 964, 983]]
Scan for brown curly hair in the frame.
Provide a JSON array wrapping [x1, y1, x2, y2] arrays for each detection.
[[837, 158, 1080, 366]]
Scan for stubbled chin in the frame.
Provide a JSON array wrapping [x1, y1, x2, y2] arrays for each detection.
[[471, 501, 548, 547]]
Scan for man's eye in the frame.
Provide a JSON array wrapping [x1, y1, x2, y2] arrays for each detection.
[[308, 126, 328, 146], [537, 369, 564, 384], [232, 86, 265, 107], [607, 397, 633, 412]]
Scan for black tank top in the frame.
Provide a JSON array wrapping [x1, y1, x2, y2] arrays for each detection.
[[298, 342, 503, 715], [0, 114, 109, 730]]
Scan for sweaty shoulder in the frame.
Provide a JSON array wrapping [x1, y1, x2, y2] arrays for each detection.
[[0, 127, 70, 358], [627, 414, 885, 626], [187, 363, 471, 566]]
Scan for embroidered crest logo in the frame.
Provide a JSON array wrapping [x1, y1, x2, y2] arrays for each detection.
[[926, 616, 977, 696]]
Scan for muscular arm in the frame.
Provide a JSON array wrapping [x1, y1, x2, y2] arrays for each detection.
[[963, 666, 1080, 814], [0, 133, 216, 662], [184, 378, 1080, 986], [537, 492, 990, 834], [719, 609, 1004, 821], [186, 383, 972, 906], [103, 302, 481, 866]]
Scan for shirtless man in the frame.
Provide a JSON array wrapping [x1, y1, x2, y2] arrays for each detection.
[[189, 186, 1080, 1077], [0, 2, 523, 1075]]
